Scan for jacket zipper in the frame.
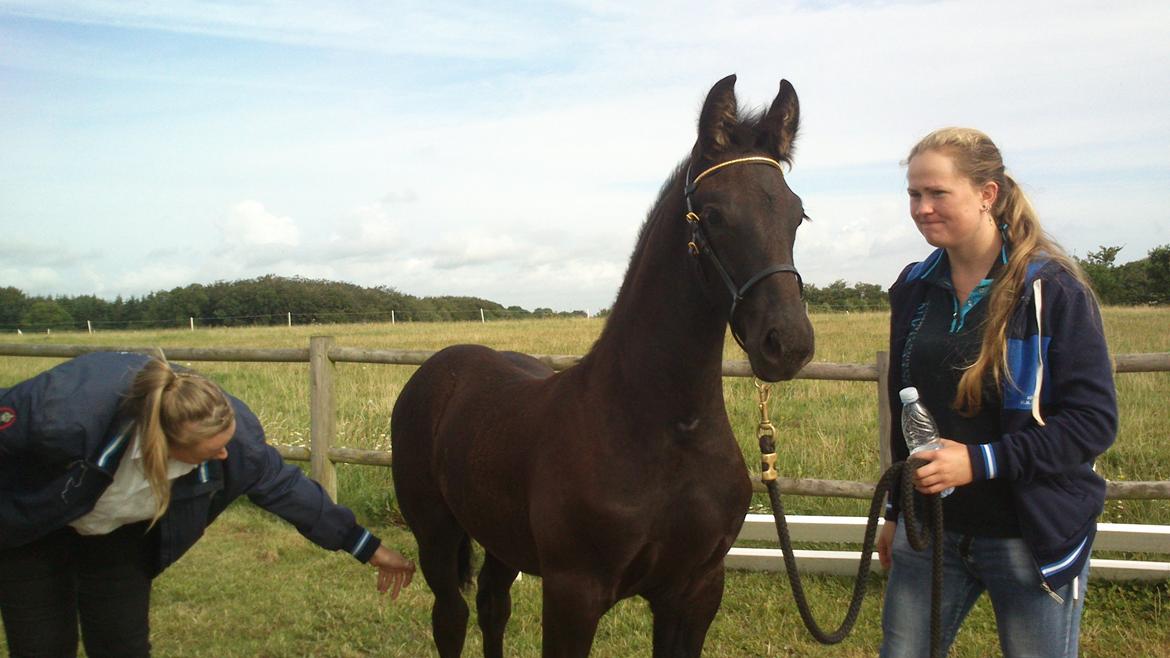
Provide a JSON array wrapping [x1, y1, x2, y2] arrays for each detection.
[[1040, 579, 1065, 604]]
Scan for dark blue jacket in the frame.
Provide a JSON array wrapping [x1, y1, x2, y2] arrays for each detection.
[[887, 249, 1118, 592], [0, 352, 381, 576]]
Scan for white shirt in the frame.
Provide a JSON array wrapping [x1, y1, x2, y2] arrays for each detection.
[[70, 426, 199, 535]]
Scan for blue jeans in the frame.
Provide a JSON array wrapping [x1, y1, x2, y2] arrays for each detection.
[[880, 519, 1089, 658]]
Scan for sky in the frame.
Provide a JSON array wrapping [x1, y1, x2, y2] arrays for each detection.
[[2, 1, 1168, 314]]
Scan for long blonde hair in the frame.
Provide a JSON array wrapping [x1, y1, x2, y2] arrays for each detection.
[[120, 355, 234, 524], [907, 128, 1090, 414]]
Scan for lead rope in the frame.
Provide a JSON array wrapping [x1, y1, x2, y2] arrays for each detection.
[[754, 382, 945, 657]]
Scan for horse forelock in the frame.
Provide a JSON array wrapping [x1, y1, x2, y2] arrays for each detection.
[[735, 106, 796, 167]]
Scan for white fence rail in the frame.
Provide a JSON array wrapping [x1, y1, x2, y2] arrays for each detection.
[[728, 514, 1170, 581]]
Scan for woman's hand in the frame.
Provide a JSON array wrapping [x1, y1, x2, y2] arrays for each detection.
[[877, 520, 896, 570], [369, 545, 415, 599], [910, 438, 973, 494]]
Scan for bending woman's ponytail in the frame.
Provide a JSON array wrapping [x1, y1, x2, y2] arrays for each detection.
[[121, 357, 234, 525]]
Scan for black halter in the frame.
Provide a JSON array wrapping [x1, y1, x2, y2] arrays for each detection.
[[684, 156, 803, 350]]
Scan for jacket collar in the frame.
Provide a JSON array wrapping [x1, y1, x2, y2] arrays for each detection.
[[909, 247, 1008, 289]]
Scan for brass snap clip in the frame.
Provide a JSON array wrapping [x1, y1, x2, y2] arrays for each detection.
[[755, 380, 779, 481]]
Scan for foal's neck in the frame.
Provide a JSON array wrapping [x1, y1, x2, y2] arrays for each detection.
[[588, 174, 729, 412]]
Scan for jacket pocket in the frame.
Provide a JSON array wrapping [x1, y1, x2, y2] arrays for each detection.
[[1050, 474, 1086, 502]]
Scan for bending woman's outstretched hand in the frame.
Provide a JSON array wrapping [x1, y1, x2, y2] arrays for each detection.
[[369, 545, 415, 599]]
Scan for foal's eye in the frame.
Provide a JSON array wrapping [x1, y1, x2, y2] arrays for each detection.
[[704, 208, 725, 225]]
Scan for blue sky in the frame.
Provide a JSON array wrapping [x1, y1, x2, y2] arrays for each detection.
[[2, 1, 1168, 313]]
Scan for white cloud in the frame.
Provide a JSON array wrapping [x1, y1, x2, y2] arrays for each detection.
[[219, 200, 300, 248]]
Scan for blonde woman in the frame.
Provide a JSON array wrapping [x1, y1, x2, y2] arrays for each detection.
[[0, 352, 413, 657], [876, 128, 1118, 656]]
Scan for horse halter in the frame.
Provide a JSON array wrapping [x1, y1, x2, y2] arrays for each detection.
[[684, 156, 804, 349]]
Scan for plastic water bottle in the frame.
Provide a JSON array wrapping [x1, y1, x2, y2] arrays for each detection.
[[899, 386, 954, 497]]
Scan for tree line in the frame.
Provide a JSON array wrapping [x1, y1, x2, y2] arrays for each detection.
[[2, 245, 1164, 333], [0, 275, 588, 333], [1075, 244, 1170, 306], [792, 243, 1170, 311]]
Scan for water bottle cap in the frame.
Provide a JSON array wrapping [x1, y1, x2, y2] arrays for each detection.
[[898, 387, 919, 404]]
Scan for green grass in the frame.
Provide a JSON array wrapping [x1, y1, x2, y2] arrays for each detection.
[[1, 308, 1168, 656]]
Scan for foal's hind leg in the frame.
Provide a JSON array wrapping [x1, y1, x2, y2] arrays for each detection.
[[476, 552, 519, 658], [415, 520, 473, 658]]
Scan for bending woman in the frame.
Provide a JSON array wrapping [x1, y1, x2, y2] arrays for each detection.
[[876, 128, 1117, 657], [0, 351, 414, 657]]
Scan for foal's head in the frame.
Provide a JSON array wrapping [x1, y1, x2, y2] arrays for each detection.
[[686, 75, 814, 381]]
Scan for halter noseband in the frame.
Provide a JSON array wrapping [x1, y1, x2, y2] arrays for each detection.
[[684, 156, 804, 350]]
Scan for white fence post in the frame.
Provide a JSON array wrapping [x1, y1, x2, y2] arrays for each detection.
[[480, 308, 486, 323], [189, 317, 195, 331], [87, 320, 93, 334]]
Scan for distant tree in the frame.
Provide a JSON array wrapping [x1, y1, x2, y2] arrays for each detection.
[[144, 284, 209, 327], [58, 295, 111, 328], [1145, 244, 1170, 304], [0, 286, 29, 327], [1079, 245, 1126, 303], [22, 300, 74, 331], [505, 305, 531, 320]]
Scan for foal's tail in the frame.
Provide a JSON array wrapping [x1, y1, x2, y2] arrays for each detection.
[[458, 533, 474, 591]]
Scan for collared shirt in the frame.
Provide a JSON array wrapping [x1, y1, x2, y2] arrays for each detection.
[[70, 426, 199, 535]]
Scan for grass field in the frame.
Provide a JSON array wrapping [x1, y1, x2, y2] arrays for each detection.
[[1, 308, 1167, 656]]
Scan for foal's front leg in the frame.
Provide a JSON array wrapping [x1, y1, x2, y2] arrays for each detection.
[[649, 566, 726, 658], [540, 572, 615, 658]]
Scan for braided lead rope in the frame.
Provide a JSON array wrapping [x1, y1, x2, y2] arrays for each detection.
[[756, 383, 945, 657]]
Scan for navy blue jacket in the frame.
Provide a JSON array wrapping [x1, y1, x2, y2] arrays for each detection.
[[0, 352, 381, 576], [887, 249, 1118, 592]]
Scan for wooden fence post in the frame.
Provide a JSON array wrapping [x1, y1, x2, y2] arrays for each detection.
[[309, 336, 338, 501], [876, 351, 891, 472]]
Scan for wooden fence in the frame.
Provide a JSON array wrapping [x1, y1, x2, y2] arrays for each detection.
[[3, 340, 1169, 580]]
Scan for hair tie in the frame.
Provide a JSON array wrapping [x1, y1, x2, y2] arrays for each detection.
[[163, 368, 182, 391]]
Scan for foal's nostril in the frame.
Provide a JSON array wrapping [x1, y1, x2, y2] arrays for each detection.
[[764, 328, 784, 358]]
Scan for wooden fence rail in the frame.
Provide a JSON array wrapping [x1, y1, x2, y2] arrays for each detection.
[[2, 341, 1168, 502], [3, 341, 1169, 579]]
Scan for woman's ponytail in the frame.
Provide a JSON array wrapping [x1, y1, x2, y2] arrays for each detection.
[[122, 356, 234, 525], [908, 128, 1092, 415]]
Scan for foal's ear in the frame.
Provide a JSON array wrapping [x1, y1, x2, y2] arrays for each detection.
[[698, 74, 739, 155], [758, 79, 800, 161]]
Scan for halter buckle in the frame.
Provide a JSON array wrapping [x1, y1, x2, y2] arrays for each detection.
[[687, 241, 700, 256], [685, 211, 701, 224]]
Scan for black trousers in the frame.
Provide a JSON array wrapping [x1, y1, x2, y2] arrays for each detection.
[[0, 522, 154, 658]]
